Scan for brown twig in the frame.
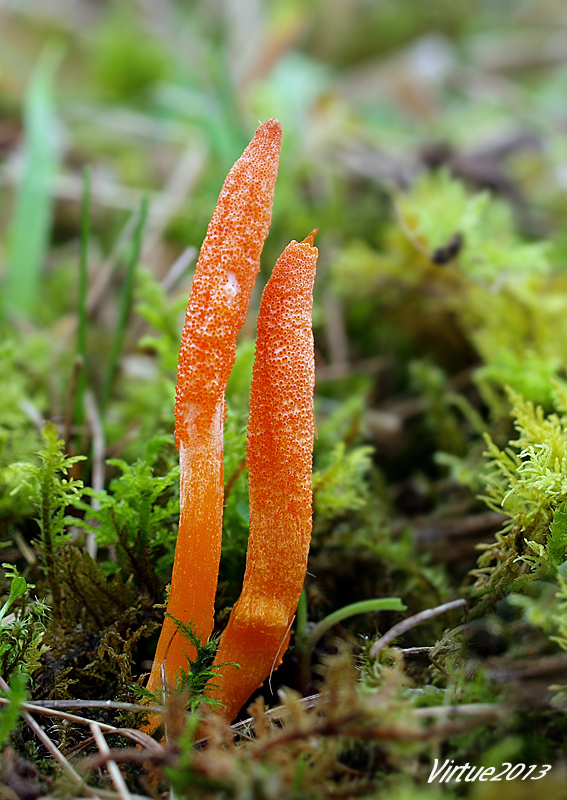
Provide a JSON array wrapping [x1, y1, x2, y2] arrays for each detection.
[[413, 511, 506, 544], [90, 722, 132, 800], [0, 696, 163, 753], [0, 674, 85, 791], [369, 598, 468, 658], [250, 703, 505, 756], [9, 698, 165, 713]]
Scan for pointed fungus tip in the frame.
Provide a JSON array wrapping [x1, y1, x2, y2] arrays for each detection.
[[262, 117, 281, 130], [303, 228, 319, 247], [257, 118, 282, 141]]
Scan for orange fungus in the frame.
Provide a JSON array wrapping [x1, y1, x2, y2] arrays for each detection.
[[209, 232, 318, 722], [146, 120, 282, 698]]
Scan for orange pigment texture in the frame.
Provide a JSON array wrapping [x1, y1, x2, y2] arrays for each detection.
[[146, 119, 282, 697], [210, 232, 318, 722]]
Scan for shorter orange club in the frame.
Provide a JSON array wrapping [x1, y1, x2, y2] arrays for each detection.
[[209, 232, 318, 722]]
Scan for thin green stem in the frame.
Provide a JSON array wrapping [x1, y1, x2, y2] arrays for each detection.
[[75, 167, 90, 428], [41, 468, 61, 615], [298, 597, 405, 689], [102, 195, 149, 410]]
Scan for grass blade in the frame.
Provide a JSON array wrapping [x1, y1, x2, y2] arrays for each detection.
[[6, 44, 63, 316]]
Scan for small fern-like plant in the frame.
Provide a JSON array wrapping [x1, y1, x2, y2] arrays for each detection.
[[17, 423, 85, 614], [79, 434, 180, 597], [139, 614, 239, 712]]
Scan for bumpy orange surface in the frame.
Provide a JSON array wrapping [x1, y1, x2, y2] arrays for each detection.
[[146, 119, 282, 698], [210, 232, 318, 722]]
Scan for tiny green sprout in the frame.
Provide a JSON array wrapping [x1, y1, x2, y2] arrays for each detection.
[[139, 614, 239, 713], [0, 565, 28, 626]]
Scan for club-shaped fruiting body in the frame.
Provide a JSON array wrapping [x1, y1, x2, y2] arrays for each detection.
[[208, 232, 317, 721], [146, 120, 318, 727], [146, 119, 282, 698]]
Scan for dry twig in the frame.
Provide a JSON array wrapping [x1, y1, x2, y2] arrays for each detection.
[[369, 598, 468, 658], [90, 722, 132, 800]]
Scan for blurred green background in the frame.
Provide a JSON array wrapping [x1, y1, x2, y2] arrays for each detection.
[[4, 1, 567, 794]]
